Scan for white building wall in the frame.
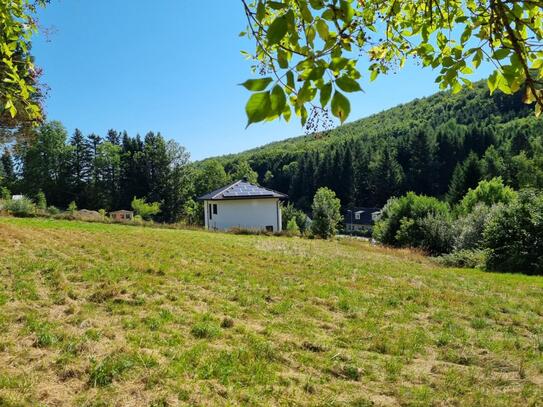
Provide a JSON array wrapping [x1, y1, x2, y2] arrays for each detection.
[[204, 198, 282, 232]]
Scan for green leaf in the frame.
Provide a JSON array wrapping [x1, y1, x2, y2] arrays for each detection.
[[487, 71, 501, 94], [492, 48, 510, 60], [270, 85, 287, 115], [277, 49, 288, 69], [340, 0, 354, 23], [316, 19, 329, 41], [256, 1, 266, 21], [299, 1, 313, 23], [370, 69, 379, 82], [240, 77, 273, 91], [335, 76, 362, 92], [267, 15, 288, 44], [246, 91, 271, 126], [473, 49, 483, 68], [320, 82, 332, 107], [331, 91, 350, 123]]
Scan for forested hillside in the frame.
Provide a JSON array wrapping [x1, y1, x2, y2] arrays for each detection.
[[2, 81, 542, 223], [210, 81, 543, 210]]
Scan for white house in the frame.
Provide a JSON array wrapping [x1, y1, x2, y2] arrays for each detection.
[[198, 179, 287, 232]]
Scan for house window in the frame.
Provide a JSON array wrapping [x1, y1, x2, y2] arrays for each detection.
[[355, 213, 361, 220], [208, 204, 212, 219], [213, 204, 218, 215]]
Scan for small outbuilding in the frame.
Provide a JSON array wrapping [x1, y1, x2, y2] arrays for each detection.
[[110, 210, 134, 221], [198, 179, 287, 232]]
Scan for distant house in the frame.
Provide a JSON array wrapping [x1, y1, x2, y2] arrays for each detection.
[[198, 179, 287, 232], [344, 207, 381, 232], [110, 210, 134, 221], [11, 195, 24, 201]]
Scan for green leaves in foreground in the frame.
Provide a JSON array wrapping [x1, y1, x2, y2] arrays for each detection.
[[241, 0, 543, 127], [331, 91, 350, 124], [244, 82, 287, 126]]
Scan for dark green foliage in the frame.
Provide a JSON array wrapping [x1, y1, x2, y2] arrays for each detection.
[[484, 190, 543, 275], [373, 192, 451, 254], [281, 202, 310, 233], [207, 82, 543, 211], [447, 153, 483, 203], [7, 124, 192, 223]]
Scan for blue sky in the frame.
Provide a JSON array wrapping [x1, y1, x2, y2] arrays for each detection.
[[33, 1, 494, 160]]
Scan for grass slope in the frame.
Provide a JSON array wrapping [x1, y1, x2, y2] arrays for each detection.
[[0, 218, 542, 406]]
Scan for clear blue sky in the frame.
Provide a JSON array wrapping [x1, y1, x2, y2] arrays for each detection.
[[33, 1, 493, 160]]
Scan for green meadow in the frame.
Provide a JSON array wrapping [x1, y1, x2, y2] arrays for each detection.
[[0, 217, 542, 406]]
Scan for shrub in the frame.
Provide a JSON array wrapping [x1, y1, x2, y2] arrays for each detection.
[[286, 218, 300, 236], [131, 196, 161, 220], [282, 202, 310, 233], [35, 190, 47, 210], [373, 192, 451, 252], [458, 177, 516, 215], [0, 186, 10, 200], [4, 197, 36, 216], [67, 201, 77, 214], [182, 198, 203, 225], [47, 206, 61, 215], [417, 212, 455, 255], [310, 187, 342, 239], [484, 189, 543, 274], [454, 203, 502, 251], [437, 249, 487, 269]]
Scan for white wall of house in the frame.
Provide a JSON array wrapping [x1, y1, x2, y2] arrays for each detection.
[[204, 198, 282, 232]]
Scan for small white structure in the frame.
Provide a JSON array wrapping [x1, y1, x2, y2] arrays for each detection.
[[198, 179, 287, 232]]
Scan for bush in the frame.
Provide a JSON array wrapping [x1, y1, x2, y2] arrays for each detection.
[[373, 192, 451, 253], [47, 206, 61, 215], [454, 203, 502, 251], [67, 201, 77, 214], [0, 186, 10, 200], [417, 212, 455, 255], [437, 249, 487, 269], [484, 189, 543, 274], [310, 187, 342, 239], [131, 196, 161, 220], [4, 197, 36, 216], [282, 202, 310, 233], [35, 191, 47, 210], [458, 177, 516, 215], [286, 218, 300, 236]]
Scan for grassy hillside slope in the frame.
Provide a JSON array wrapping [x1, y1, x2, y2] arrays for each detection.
[[1, 218, 542, 406]]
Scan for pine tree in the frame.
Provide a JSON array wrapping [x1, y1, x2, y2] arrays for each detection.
[[368, 145, 405, 206], [1, 149, 16, 189], [447, 152, 482, 202], [68, 129, 91, 205], [405, 128, 436, 195]]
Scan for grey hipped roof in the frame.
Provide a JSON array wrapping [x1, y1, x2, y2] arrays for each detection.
[[198, 180, 288, 201]]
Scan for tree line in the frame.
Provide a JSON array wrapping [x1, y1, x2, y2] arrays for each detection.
[[1, 83, 542, 226], [0, 121, 262, 224]]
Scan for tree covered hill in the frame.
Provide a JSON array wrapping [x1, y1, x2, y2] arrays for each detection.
[[207, 81, 543, 210]]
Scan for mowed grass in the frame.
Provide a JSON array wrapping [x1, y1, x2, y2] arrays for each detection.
[[0, 218, 542, 406]]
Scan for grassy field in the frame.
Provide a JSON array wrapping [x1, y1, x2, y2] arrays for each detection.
[[0, 218, 542, 406]]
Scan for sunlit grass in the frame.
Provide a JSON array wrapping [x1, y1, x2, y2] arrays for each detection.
[[0, 217, 542, 406]]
